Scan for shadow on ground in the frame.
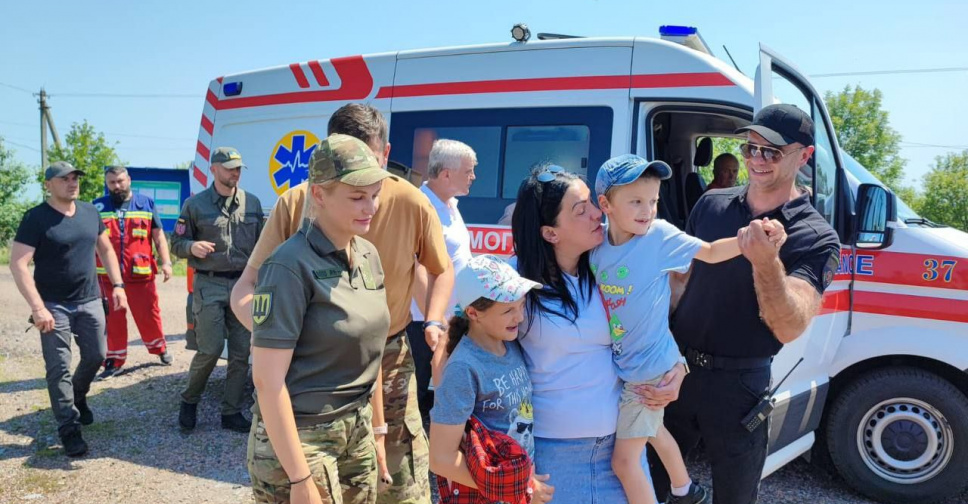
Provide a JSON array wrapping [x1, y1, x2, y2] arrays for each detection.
[[0, 364, 254, 486]]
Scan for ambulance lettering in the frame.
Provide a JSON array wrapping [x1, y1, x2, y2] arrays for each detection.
[[837, 252, 875, 277], [923, 258, 958, 283], [468, 226, 514, 256]]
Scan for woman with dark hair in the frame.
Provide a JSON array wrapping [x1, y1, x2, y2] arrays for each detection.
[[511, 165, 686, 504]]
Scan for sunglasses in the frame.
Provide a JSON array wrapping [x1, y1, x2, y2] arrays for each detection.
[[535, 164, 565, 183], [516, 422, 534, 434], [739, 143, 804, 163]]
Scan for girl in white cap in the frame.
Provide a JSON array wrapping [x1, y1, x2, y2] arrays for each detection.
[[428, 254, 554, 503]]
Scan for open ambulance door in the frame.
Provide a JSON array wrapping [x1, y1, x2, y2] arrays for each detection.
[[752, 44, 851, 476]]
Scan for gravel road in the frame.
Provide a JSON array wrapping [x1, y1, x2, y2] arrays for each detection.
[[1, 271, 964, 503]]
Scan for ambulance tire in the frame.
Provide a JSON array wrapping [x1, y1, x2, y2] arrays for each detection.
[[825, 367, 968, 504]]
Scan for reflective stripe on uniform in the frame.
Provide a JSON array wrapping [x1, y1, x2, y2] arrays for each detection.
[[132, 229, 148, 238]]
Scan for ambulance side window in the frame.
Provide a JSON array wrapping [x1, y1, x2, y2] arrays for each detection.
[[388, 107, 612, 225], [502, 126, 590, 198], [411, 127, 502, 198]]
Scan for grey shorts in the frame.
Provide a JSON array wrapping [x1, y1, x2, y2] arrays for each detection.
[[617, 374, 666, 440]]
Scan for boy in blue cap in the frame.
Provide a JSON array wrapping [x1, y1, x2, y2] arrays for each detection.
[[591, 155, 785, 504]]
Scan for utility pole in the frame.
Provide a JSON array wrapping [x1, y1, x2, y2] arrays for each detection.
[[36, 88, 62, 169]]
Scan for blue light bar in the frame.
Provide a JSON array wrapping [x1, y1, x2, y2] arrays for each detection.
[[659, 25, 698, 37], [223, 82, 243, 96]]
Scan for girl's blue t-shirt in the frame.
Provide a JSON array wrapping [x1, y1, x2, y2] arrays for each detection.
[[431, 336, 535, 458]]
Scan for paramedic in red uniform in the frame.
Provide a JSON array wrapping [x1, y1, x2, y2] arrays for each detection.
[[94, 165, 173, 380]]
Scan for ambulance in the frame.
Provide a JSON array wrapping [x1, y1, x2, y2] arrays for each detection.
[[189, 26, 968, 503]]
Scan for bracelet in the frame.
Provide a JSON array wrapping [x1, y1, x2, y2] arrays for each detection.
[[373, 424, 388, 435], [289, 473, 313, 485], [113, 283, 125, 289], [423, 320, 445, 331]]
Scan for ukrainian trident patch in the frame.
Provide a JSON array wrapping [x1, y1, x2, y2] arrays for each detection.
[[252, 292, 273, 325]]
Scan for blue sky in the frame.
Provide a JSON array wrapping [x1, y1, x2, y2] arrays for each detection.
[[2, 0, 966, 200]]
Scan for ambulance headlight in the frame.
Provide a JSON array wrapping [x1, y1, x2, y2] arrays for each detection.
[[511, 23, 531, 43]]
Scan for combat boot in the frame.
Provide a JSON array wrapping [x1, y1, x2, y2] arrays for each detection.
[[179, 402, 198, 432], [221, 412, 251, 433]]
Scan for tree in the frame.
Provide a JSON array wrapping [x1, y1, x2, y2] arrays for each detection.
[[918, 150, 968, 232], [699, 137, 748, 185], [43, 120, 121, 202], [825, 85, 907, 191], [0, 138, 37, 243]]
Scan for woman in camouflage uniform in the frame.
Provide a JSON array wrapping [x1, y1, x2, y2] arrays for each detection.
[[247, 134, 393, 504]]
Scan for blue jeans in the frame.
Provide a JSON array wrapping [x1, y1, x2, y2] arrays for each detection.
[[533, 434, 655, 504]]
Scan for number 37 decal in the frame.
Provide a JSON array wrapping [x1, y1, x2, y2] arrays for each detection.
[[923, 259, 957, 282]]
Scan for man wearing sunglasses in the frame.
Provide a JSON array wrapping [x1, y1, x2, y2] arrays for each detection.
[[650, 104, 841, 504]]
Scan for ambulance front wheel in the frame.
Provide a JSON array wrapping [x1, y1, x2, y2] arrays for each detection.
[[825, 367, 968, 504]]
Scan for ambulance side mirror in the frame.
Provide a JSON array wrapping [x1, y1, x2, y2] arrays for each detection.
[[853, 183, 895, 250]]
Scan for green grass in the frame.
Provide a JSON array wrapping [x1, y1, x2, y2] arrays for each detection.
[[172, 258, 187, 277], [0, 245, 10, 266]]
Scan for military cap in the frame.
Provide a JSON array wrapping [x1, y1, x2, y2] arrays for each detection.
[[309, 134, 391, 186], [211, 147, 245, 169]]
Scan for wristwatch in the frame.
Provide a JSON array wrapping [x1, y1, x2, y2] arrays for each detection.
[[113, 283, 125, 289], [423, 320, 445, 331]]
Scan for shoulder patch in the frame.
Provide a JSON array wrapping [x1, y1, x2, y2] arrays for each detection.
[[175, 218, 186, 235], [821, 251, 840, 290], [252, 292, 273, 325]]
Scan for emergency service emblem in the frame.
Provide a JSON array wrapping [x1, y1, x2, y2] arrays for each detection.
[[175, 218, 186, 236], [269, 130, 321, 195], [252, 292, 273, 325]]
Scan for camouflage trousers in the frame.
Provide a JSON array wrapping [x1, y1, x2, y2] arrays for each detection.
[[247, 405, 377, 504], [379, 330, 431, 504]]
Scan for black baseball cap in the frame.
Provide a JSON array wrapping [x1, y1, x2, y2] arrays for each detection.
[[736, 104, 814, 147], [44, 161, 83, 181]]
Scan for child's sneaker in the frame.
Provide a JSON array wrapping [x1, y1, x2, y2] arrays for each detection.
[[665, 482, 708, 504]]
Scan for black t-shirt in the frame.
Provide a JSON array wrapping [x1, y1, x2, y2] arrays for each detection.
[[14, 201, 107, 303], [672, 186, 841, 358]]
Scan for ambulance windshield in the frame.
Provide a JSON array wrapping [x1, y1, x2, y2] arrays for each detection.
[[842, 152, 923, 225]]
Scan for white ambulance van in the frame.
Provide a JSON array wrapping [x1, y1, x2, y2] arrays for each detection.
[[190, 26, 968, 503]]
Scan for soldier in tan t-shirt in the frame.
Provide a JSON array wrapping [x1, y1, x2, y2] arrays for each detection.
[[232, 104, 452, 504]]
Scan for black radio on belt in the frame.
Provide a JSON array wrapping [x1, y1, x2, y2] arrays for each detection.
[[741, 357, 803, 433]]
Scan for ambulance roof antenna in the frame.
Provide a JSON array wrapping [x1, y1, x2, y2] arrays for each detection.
[[537, 32, 583, 40], [723, 45, 745, 75]]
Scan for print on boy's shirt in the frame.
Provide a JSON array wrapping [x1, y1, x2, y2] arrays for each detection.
[[592, 262, 634, 356]]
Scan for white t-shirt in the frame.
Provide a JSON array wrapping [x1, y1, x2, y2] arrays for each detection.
[[410, 184, 473, 322], [516, 269, 621, 439]]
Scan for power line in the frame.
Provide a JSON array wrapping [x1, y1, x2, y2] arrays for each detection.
[[2, 120, 193, 141], [52, 92, 201, 99], [810, 67, 968, 78], [2, 139, 40, 152], [0, 81, 33, 94], [900, 141, 968, 149]]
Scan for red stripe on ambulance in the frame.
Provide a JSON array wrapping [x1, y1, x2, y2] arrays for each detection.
[[308, 60, 330, 86], [289, 63, 310, 88], [375, 72, 734, 99], [213, 56, 374, 110]]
